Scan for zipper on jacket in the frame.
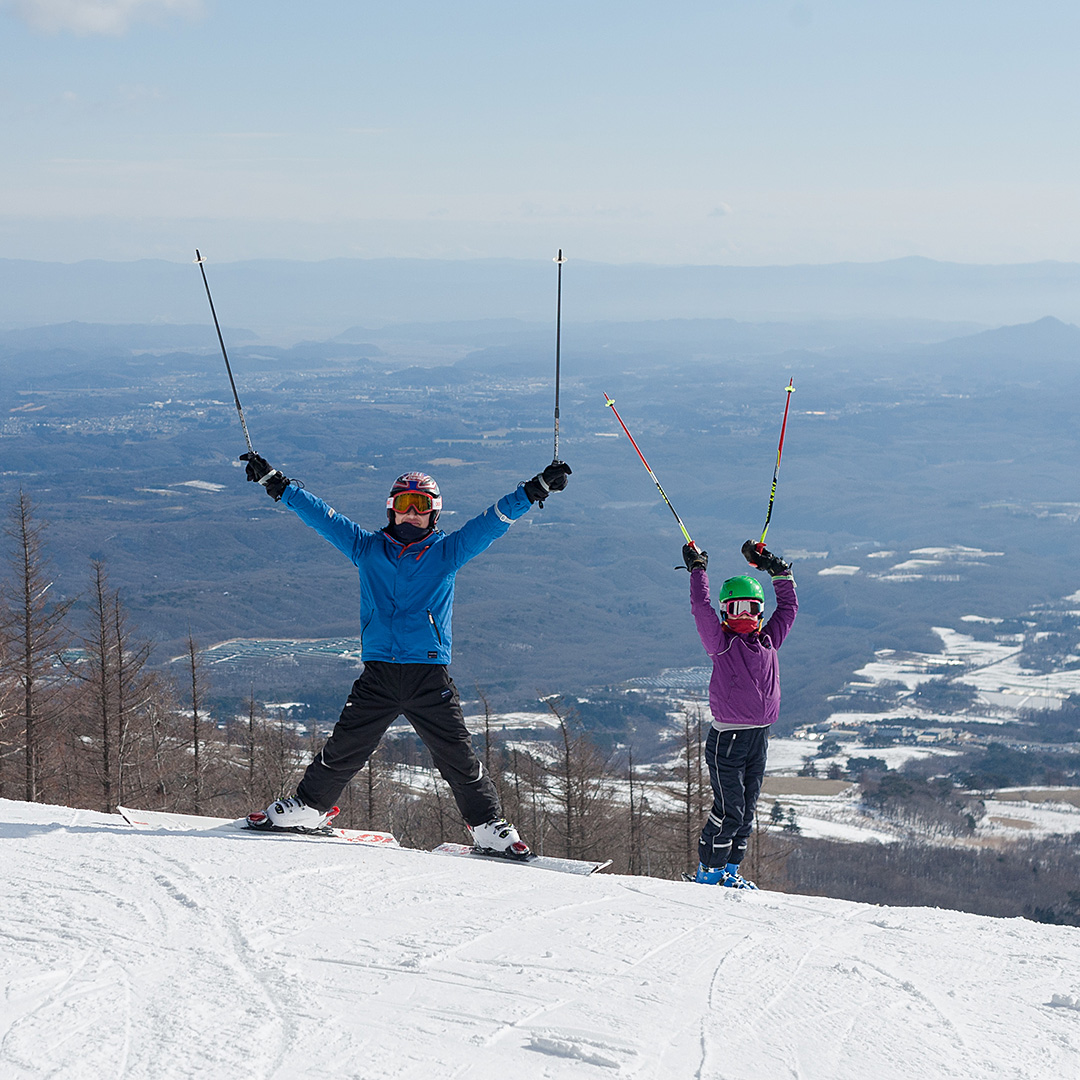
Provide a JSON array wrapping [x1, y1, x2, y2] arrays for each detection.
[[427, 610, 442, 646]]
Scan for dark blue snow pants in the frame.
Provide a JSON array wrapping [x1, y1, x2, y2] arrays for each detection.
[[698, 725, 770, 869], [296, 661, 500, 827]]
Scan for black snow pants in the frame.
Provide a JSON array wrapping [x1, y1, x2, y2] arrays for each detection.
[[296, 661, 500, 827], [697, 725, 769, 869]]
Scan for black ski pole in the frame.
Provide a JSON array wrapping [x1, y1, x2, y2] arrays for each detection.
[[194, 249, 255, 456], [552, 248, 566, 464]]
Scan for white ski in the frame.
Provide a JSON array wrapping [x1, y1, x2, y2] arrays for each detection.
[[117, 806, 398, 847], [432, 841, 610, 876]]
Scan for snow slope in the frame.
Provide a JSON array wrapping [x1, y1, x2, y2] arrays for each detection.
[[2, 798, 1079, 1080]]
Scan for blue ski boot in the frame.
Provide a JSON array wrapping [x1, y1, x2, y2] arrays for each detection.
[[722, 863, 759, 889], [694, 863, 727, 885]]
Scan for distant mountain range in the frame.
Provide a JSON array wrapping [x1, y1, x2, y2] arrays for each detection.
[[3, 314, 1078, 377], [4, 255, 1080, 340]]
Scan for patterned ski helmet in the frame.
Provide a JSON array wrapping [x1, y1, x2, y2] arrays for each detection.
[[386, 472, 442, 526]]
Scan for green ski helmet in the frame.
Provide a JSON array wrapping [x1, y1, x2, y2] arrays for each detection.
[[718, 575, 766, 631], [717, 575, 765, 605]]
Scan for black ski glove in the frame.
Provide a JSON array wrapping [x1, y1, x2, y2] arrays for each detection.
[[742, 539, 791, 577], [240, 452, 291, 502], [523, 460, 572, 505], [682, 544, 708, 572]]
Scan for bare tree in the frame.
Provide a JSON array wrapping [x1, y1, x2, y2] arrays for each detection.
[[1, 492, 72, 802], [245, 687, 259, 807], [742, 807, 797, 890], [544, 697, 618, 861], [74, 562, 156, 812], [185, 631, 207, 813], [627, 743, 641, 875], [0, 628, 17, 797], [652, 705, 709, 876], [473, 682, 508, 810]]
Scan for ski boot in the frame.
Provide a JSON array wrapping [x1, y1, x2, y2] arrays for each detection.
[[247, 797, 340, 834], [468, 818, 531, 860], [722, 863, 758, 890], [692, 863, 759, 889], [694, 863, 726, 885]]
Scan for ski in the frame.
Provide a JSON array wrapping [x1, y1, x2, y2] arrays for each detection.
[[117, 805, 398, 847], [432, 841, 611, 876]]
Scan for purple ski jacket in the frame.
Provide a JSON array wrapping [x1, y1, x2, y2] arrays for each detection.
[[690, 569, 798, 730]]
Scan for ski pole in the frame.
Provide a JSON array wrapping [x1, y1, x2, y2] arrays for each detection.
[[552, 249, 566, 464], [194, 249, 255, 456], [756, 378, 795, 551], [603, 394, 697, 549]]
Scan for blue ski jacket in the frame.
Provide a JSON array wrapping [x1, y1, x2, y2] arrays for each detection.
[[280, 483, 533, 664]]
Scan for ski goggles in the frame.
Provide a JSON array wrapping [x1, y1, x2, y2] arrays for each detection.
[[389, 491, 435, 514], [721, 598, 763, 619]]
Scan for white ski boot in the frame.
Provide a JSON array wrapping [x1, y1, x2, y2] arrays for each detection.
[[247, 797, 339, 832], [468, 818, 531, 860]]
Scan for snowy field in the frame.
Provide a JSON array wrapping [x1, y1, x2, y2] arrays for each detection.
[[3, 799, 1080, 1080], [764, 736, 956, 775], [831, 607, 1080, 724], [979, 794, 1080, 839]]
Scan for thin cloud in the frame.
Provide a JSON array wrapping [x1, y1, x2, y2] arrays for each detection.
[[2, 0, 202, 36]]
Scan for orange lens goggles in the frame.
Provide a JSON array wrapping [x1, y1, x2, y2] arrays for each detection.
[[391, 491, 434, 514]]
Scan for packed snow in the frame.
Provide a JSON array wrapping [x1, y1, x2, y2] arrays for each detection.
[[2, 798, 1079, 1079]]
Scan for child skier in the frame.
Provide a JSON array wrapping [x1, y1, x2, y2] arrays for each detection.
[[240, 454, 571, 858], [683, 539, 797, 888]]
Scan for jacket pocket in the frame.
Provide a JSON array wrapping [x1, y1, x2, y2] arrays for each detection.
[[427, 610, 443, 646]]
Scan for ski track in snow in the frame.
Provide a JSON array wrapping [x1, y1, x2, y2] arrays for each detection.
[[3, 800, 1080, 1079]]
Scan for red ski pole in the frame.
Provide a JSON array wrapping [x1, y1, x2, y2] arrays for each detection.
[[604, 394, 697, 550], [756, 379, 795, 551]]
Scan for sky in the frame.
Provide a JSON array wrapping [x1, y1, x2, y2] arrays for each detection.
[[4, 797, 1080, 1078], [1, 0, 1079, 266]]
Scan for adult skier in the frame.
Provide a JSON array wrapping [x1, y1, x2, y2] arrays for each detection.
[[683, 539, 797, 887], [240, 454, 571, 857]]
